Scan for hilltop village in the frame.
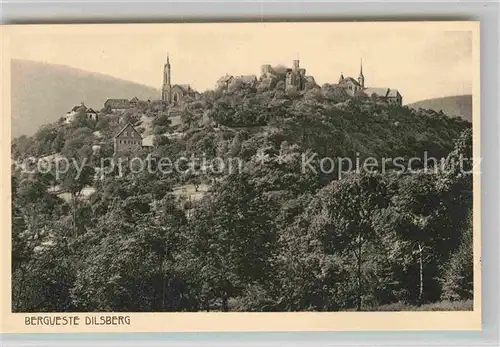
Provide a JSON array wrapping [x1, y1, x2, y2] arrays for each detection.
[[46, 56, 407, 203], [62, 56, 403, 158]]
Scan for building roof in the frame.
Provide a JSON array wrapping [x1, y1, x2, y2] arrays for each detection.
[[364, 87, 389, 97], [172, 84, 193, 94], [105, 98, 131, 109], [106, 98, 129, 102], [86, 108, 97, 114], [386, 89, 400, 97], [342, 77, 361, 86], [304, 76, 316, 83], [363, 87, 400, 98], [114, 122, 143, 139], [70, 103, 86, 112], [217, 74, 234, 83]]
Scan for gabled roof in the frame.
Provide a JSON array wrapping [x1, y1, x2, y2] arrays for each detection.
[[341, 77, 361, 86], [105, 98, 131, 109], [113, 122, 143, 139], [386, 89, 400, 97], [172, 84, 193, 94], [217, 74, 234, 83], [304, 76, 316, 83], [130, 97, 140, 102], [364, 87, 389, 97], [71, 104, 86, 112], [106, 98, 129, 102], [86, 108, 97, 114], [363, 87, 400, 98]]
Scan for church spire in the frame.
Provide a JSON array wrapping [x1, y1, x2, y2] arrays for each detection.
[[162, 53, 171, 102], [358, 58, 365, 88]]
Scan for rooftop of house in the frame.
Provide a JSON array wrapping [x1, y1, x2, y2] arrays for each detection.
[[173, 84, 193, 93], [217, 75, 234, 83], [70, 103, 87, 112], [386, 89, 401, 97], [364, 87, 400, 98], [114, 122, 143, 139], [341, 77, 361, 86]]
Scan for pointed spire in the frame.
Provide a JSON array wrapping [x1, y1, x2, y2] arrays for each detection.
[[358, 58, 365, 88], [167, 53, 170, 65]]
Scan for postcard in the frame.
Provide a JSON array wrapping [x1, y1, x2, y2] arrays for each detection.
[[1, 21, 481, 333]]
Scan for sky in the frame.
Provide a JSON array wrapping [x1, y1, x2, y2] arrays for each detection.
[[8, 22, 476, 104]]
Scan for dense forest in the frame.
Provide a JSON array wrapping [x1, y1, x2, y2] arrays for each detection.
[[11, 80, 474, 312]]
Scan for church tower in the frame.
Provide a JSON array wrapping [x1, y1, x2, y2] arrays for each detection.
[[358, 58, 365, 88], [161, 54, 171, 103]]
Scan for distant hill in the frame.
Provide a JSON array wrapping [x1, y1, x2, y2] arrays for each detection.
[[407, 95, 472, 122], [11, 59, 160, 137]]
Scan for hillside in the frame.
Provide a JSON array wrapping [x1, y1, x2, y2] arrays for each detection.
[[11, 82, 473, 313], [407, 95, 472, 122], [11, 59, 160, 138]]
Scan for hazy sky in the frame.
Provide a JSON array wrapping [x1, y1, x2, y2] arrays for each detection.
[[8, 22, 476, 104]]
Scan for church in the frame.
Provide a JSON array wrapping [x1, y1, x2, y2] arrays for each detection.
[[161, 55, 198, 107], [338, 60, 403, 106]]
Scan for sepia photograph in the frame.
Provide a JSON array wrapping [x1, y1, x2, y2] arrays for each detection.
[[1, 21, 481, 332]]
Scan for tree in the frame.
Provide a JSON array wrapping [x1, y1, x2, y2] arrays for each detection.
[[11, 171, 72, 312], [440, 214, 473, 301], [324, 172, 389, 310], [321, 84, 349, 103], [187, 171, 279, 311], [59, 163, 95, 236]]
